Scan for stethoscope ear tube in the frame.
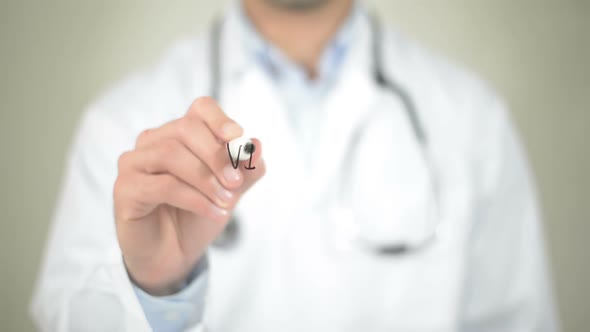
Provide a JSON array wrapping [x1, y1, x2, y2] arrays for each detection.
[[209, 15, 223, 101], [368, 13, 427, 147]]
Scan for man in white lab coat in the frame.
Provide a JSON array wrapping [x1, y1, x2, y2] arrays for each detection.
[[31, 0, 559, 331]]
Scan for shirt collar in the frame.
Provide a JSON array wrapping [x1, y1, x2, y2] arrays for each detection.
[[224, 0, 366, 85]]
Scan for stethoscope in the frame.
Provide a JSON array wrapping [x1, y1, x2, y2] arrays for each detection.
[[209, 14, 440, 256]]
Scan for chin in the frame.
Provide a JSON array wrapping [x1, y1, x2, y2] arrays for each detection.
[[264, 0, 331, 11]]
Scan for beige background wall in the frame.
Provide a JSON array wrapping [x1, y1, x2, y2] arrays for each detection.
[[1, 1, 588, 331]]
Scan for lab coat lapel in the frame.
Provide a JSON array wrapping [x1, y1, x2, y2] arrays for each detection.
[[308, 65, 377, 204]]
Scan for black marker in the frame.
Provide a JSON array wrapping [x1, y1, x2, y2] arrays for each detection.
[[227, 137, 256, 170]]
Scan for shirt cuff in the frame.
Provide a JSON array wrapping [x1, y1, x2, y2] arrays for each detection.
[[131, 257, 208, 332]]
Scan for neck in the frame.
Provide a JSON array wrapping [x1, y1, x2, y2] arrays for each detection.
[[243, 0, 354, 77]]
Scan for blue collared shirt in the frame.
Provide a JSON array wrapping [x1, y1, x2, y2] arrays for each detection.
[[132, 257, 208, 331], [132, 3, 361, 331]]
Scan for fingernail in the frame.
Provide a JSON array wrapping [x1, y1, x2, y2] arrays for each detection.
[[223, 165, 242, 183], [217, 188, 233, 204], [222, 122, 242, 140], [211, 205, 229, 218]]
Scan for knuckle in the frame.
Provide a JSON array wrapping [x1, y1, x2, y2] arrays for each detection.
[[189, 96, 216, 116], [113, 177, 125, 199], [194, 96, 216, 108], [175, 119, 192, 140], [113, 178, 140, 222], [113, 176, 133, 207], [156, 140, 178, 160], [135, 129, 152, 147], [117, 151, 133, 170], [117, 210, 135, 224], [136, 178, 151, 200]]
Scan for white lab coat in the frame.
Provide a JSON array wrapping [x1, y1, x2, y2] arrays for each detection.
[[31, 9, 558, 332]]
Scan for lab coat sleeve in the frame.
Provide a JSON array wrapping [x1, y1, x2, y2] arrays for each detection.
[[133, 256, 208, 332], [29, 107, 208, 332], [458, 97, 560, 331]]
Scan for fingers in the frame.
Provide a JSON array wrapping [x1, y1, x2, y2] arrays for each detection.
[[115, 97, 266, 223], [116, 138, 265, 222], [114, 97, 265, 296], [135, 104, 244, 191], [114, 172, 230, 223], [127, 139, 238, 209], [186, 96, 243, 141]]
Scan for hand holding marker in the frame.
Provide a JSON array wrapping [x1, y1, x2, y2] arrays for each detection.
[[113, 97, 265, 296]]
